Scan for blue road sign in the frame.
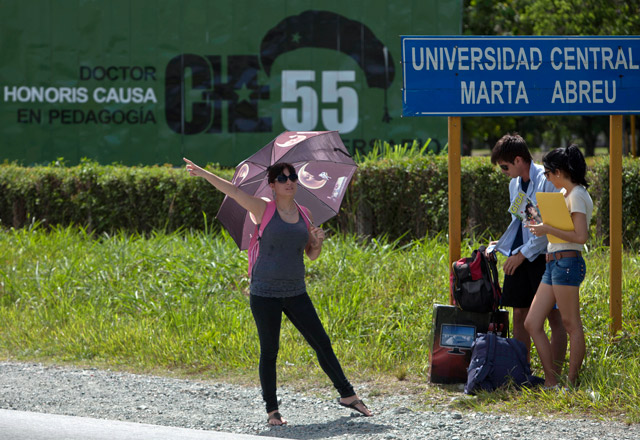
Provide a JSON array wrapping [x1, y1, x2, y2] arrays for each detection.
[[401, 36, 640, 116]]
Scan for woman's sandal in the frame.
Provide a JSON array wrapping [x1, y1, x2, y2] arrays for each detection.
[[338, 398, 372, 417], [267, 411, 287, 425]]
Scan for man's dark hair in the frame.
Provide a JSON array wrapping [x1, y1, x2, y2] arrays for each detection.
[[491, 133, 532, 165], [267, 162, 296, 184]]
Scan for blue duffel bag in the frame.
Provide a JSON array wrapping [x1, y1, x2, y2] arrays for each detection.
[[465, 332, 544, 394]]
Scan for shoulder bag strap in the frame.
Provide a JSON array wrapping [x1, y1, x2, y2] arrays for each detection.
[[258, 200, 277, 238]]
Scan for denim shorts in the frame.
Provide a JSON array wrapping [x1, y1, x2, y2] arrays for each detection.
[[541, 256, 586, 287]]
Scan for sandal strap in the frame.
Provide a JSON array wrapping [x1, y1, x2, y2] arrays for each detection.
[[349, 399, 366, 408], [268, 411, 282, 420], [338, 397, 372, 416], [267, 411, 285, 424]]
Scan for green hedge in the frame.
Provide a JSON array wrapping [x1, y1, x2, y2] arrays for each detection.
[[345, 155, 640, 247], [588, 157, 640, 247], [1, 157, 639, 247], [338, 156, 509, 240], [0, 160, 233, 234]]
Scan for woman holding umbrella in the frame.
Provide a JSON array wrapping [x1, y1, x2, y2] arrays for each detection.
[[183, 158, 372, 425]]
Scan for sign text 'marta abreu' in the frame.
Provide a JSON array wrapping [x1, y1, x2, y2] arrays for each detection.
[[401, 36, 640, 117]]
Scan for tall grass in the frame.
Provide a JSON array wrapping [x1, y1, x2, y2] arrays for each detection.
[[354, 138, 445, 164], [1, 226, 638, 422]]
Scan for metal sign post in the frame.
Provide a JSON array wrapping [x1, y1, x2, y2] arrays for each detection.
[[610, 115, 623, 334], [632, 115, 637, 157], [447, 116, 461, 304]]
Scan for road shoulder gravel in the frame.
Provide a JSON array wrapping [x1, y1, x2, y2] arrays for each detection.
[[1, 361, 637, 440]]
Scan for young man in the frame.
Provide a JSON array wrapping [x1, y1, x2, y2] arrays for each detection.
[[489, 133, 567, 375]]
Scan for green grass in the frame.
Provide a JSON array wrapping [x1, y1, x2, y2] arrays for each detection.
[[1, 225, 639, 423]]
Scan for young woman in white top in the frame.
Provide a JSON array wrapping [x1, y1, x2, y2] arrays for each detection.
[[525, 145, 593, 388]]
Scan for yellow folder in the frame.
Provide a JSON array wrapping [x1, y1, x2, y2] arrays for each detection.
[[535, 192, 574, 243]]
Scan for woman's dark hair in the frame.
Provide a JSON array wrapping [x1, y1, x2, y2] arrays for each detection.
[[491, 133, 532, 165], [267, 162, 296, 184], [542, 144, 589, 188]]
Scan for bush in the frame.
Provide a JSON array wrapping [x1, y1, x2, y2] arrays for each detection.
[[1, 157, 639, 247], [338, 156, 509, 241], [588, 156, 640, 248], [0, 159, 233, 234]]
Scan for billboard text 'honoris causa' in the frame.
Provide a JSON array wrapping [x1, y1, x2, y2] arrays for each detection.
[[0, 1, 461, 166], [401, 36, 640, 117]]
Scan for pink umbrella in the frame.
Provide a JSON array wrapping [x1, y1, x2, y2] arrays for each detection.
[[216, 131, 357, 250]]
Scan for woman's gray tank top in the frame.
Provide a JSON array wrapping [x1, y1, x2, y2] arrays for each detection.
[[250, 210, 308, 297]]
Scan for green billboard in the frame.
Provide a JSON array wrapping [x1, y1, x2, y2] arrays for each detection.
[[0, 0, 462, 166]]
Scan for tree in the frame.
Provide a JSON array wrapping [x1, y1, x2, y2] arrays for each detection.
[[463, 0, 640, 155], [520, 0, 640, 36]]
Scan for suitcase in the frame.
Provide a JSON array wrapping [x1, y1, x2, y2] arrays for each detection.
[[429, 304, 510, 384]]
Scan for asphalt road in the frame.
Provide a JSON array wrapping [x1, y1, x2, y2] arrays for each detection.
[[0, 409, 265, 440]]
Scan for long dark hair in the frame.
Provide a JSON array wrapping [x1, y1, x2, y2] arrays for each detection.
[[267, 162, 296, 184], [543, 144, 589, 188]]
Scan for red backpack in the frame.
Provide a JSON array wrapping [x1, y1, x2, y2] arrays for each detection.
[[247, 201, 311, 278], [450, 246, 502, 313]]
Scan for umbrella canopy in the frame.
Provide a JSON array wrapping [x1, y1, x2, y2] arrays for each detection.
[[216, 131, 357, 250]]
